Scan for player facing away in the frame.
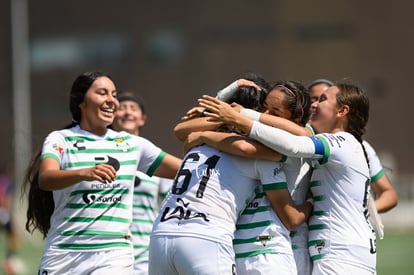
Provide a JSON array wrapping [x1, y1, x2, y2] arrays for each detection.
[[182, 78, 314, 274], [149, 77, 312, 275], [149, 83, 284, 275]]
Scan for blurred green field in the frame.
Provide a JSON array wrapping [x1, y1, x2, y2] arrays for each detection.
[[1, 229, 413, 274], [376, 229, 414, 274], [0, 230, 43, 275]]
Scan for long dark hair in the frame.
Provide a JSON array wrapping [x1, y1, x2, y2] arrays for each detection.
[[22, 151, 53, 238], [227, 72, 269, 111], [336, 82, 370, 169], [335, 82, 369, 142], [22, 71, 112, 238]]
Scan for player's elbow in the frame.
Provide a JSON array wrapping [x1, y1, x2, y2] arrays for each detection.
[[234, 142, 258, 156], [378, 192, 399, 213], [282, 217, 304, 231], [173, 126, 186, 142], [389, 192, 399, 209]]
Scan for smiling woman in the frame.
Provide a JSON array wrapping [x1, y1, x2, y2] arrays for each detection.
[[77, 76, 118, 135], [21, 71, 181, 275]]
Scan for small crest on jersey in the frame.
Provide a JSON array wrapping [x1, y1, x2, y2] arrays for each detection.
[[116, 140, 130, 152], [315, 240, 325, 254], [256, 235, 272, 246], [53, 143, 63, 155]]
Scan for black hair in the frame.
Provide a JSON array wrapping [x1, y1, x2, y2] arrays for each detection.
[[226, 72, 269, 111], [117, 92, 146, 115], [269, 80, 310, 126], [307, 79, 333, 90], [335, 82, 369, 142], [336, 82, 371, 171], [22, 151, 53, 238], [70, 71, 113, 124]]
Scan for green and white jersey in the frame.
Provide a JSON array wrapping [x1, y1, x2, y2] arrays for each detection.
[[131, 172, 172, 265], [151, 145, 286, 247], [284, 157, 313, 252], [41, 125, 166, 252], [233, 157, 312, 259], [308, 132, 376, 272], [233, 182, 292, 258], [363, 140, 384, 182], [250, 122, 376, 272]]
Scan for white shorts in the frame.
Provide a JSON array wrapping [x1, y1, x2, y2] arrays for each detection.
[[38, 248, 134, 275], [312, 258, 375, 275], [149, 235, 236, 275], [235, 253, 297, 275], [293, 249, 312, 275]]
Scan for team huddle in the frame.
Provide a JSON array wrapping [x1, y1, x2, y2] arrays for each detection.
[[23, 72, 397, 274]]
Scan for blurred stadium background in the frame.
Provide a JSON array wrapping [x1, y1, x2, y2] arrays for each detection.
[[1, 0, 413, 274]]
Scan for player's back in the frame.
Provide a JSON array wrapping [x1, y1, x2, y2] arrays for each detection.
[[152, 144, 260, 246]]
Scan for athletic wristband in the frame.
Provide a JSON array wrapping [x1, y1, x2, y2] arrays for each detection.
[[216, 81, 238, 101], [240, 108, 261, 121]]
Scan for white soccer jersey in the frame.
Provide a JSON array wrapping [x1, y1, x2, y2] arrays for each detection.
[[151, 144, 286, 247], [131, 172, 172, 271], [363, 140, 384, 182], [308, 132, 376, 272], [249, 122, 376, 272], [233, 156, 312, 275], [306, 126, 383, 181], [285, 157, 313, 275], [233, 183, 292, 259], [40, 125, 165, 253], [363, 140, 387, 240], [284, 157, 313, 252]]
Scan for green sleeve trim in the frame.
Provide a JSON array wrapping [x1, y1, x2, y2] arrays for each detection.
[[371, 169, 384, 183], [263, 182, 288, 191], [280, 155, 287, 163], [146, 151, 167, 176], [41, 153, 60, 163]]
